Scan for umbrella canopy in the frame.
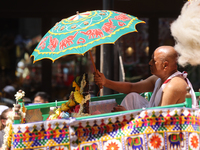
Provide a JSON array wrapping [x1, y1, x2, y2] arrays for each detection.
[[31, 10, 144, 63]]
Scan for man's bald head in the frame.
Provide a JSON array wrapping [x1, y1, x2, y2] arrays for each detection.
[[154, 46, 178, 67], [149, 46, 178, 79]]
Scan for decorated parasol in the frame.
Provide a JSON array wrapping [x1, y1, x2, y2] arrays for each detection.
[[31, 10, 144, 71]]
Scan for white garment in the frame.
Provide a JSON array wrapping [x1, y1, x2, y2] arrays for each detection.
[[121, 71, 197, 110], [121, 93, 148, 110]]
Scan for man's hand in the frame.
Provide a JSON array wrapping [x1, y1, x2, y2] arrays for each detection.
[[111, 105, 127, 112], [93, 70, 106, 88]]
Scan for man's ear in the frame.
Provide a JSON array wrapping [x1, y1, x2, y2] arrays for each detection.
[[163, 61, 169, 70], [1, 119, 6, 126]]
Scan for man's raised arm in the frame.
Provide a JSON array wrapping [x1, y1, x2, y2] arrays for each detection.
[[94, 70, 157, 94]]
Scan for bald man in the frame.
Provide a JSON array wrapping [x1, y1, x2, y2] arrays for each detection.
[[94, 46, 197, 111]]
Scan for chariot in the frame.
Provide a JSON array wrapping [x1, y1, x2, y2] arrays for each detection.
[[6, 88, 200, 150]]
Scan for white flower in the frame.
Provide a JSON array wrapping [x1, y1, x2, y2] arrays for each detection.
[[80, 94, 91, 105], [80, 74, 86, 93], [14, 90, 25, 101]]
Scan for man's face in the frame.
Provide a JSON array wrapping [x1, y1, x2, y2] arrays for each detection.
[[1, 111, 11, 126], [149, 51, 163, 76], [33, 96, 45, 103]]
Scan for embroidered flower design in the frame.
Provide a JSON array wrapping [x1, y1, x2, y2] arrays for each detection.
[[189, 133, 199, 150], [148, 133, 164, 150], [104, 139, 122, 150], [106, 142, 119, 150], [56, 147, 64, 150]]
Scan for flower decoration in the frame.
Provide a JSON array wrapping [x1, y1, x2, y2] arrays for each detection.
[[14, 90, 25, 101], [61, 103, 70, 111], [106, 142, 119, 150], [189, 133, 199, 150], [74, 105, 80, 113], [68, 98, 76, 107], [148, 133, 164, 150], [2, 108, 15, 150], [48, 73, 91, 120], [47, 113, 58, 120], [55, 146, 64, 150], [73, 81, 80, 91], [81, 94, 90, 105], [104, 139, 122, 150], [80, 74, 86, 93], [74, 91, 84, 104], [55, 108, 61, 116]]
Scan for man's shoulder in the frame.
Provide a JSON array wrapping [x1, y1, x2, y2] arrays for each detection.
[[166, 76, 188, 90], [171, 76, 188, 84]]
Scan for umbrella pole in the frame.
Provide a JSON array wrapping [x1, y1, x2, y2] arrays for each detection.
[[89, 50, 96, 72], [89, 50, 103, 94]]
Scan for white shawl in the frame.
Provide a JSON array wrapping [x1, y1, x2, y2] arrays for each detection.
[[148, 71, 197, 108]]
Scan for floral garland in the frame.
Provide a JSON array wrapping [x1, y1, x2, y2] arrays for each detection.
[[73, 94, 91, 118], [48, 74, 91, 120], [71, 74, 90, 117], [2, 108, 15, 150], [2, 90, 26, 150]]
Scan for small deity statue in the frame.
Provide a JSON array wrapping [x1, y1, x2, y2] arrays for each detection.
[[48, 74, 91, 120], [61, 74, 90, 115]]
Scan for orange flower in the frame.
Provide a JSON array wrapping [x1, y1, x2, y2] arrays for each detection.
[[191, 136, 199, 148], [55, 146, 64, 150], [189, 133, 199, 150], [149, 133, 164, 150], [106, 142, 119, 150]]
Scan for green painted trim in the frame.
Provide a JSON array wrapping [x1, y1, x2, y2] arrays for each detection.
[[14, 120, 21, 124], [195, 92, 200, 96], [20, 92, 199, 122], [42, 114, 50, 120], [76, 102, 186, 120], [25, 101, 67, 110]]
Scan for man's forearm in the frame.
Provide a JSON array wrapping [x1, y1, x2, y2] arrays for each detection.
[[104, 79, 133, 94]]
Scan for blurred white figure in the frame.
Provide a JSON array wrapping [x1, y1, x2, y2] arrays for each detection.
[[171, 0, 200, 66]]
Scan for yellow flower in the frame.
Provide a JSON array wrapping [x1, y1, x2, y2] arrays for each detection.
[[67, 99, 76, 107], [74, 91, 83, 104], [7, 123, 12, 147], [73, 81, 80, 91], [55, 108, 61, 116], [61, 103, 69, 111]]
